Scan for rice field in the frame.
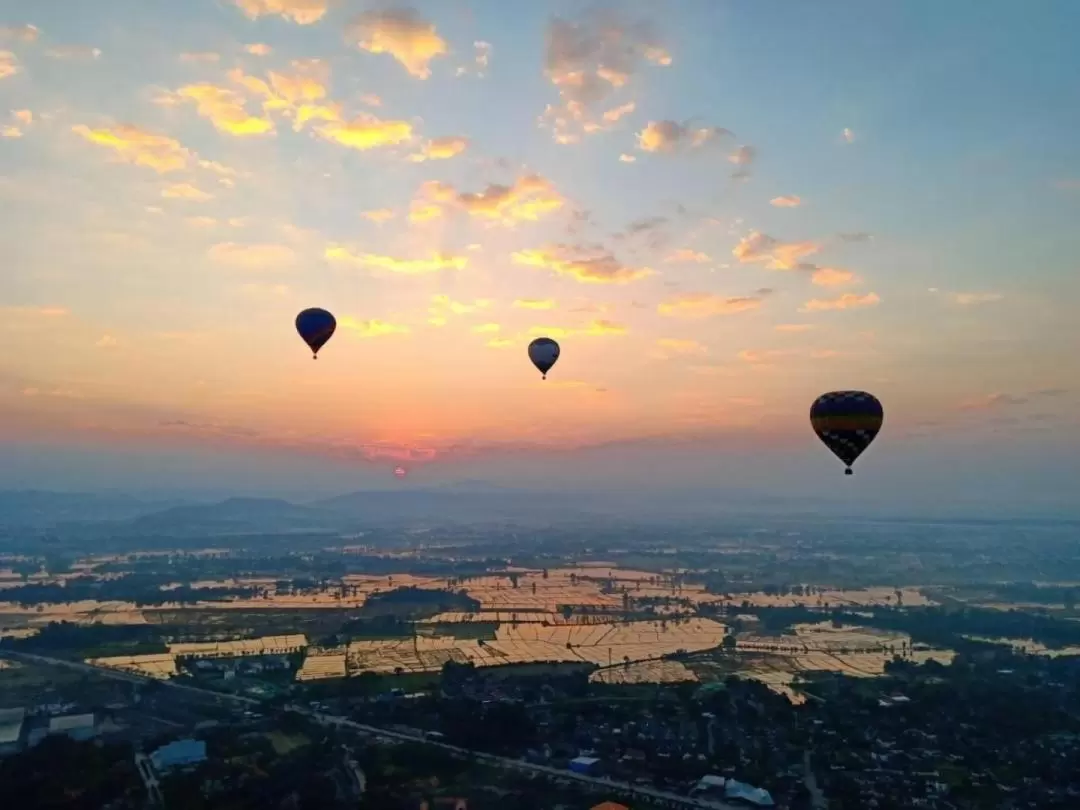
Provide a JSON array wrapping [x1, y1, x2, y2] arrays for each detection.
[[591, 659, 698, 685], [170, 634, 306, 658], [297, 647, 348, 681], [340, 618, 728, 679], [87, 652, 178, 679]]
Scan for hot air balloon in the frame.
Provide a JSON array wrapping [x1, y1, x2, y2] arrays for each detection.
[[393, 466, 407, 480], [295, 308, 336, 359], [528, 337, 560, 380], [810, 390, 884, 475]]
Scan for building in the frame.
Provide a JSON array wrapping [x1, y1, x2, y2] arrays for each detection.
[[0, 708, 26, 756], [724, 779, 775, 807], [150, 738, 207, 771], [569, 755, 601, 775], [48, 713, 97, 741]]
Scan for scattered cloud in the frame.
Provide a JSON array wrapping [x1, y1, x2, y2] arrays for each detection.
[[842, 127, 855, 143], [162, 182, 213, 201], [408, 135, 468, 162], [45, 45, 102, 61], [180, 51, 220, 64], [415, 174, 564, 225], [541, 11, 671, 143], [348, 8, 447, 79], [513, 244, 653, 284], [946, 291, 1004, 306], [770, 195, 801, 208], [1, 125, 22, 138], [325, 246, 467, 275], [958, 389, 1068, 411], [316, 114, 412, 150], [176, 82, 274, 136], [1, 51, 21, 80], [208, 242, 296, 269], [0, 25, 39, 43], [486, 338, 514, 349], [233, 0, 328, 25], [513, 298, 557, 310], [728, 144, 755, 165], [408, 202, 443, 224], [637, 120, 727, 153], [428, 295, 491, 326], [186, 216, 218, 228], [658, 291, 768, 318], [732, 231, 821, 270], [665, 248, 709, 263], [245, 43, 273, 56], [838, 231, 873, 243], [359, 93, 382, 107], [456, 40, 492, 78], [619, 153, 636, 163], [656, 338, 707, 356], [738, 347, 838, 365], [361, 208, 395, 224], [95, 335, 118, 348], [338, 317, 410, 338], [3, 306, 69, 318], [529, 320, 627, 338], [775, 323, 814, 332], [811, 267, 858, 286], [72, 124, 192, 173], [471, 323, 500, 334], [800, 292, 880, 312]]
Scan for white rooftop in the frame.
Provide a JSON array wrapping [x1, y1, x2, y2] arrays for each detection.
[[49, 713, 95, 732]]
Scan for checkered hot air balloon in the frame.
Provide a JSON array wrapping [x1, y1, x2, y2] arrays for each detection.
[[810, 390, 884, 475]]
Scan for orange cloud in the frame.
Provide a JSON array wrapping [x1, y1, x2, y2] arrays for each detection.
[[72, 124, 192, 173], [800, 292, 881, 312], [528, 320, 627, 338], [948, 291, 1004, 306], [45, 45, 102, 61], [770, 195, 801, 207], [316, 114, 412, 150], [1, 125, 22, 138], [453, 174, 564, 224], [1, 51, 22, 80], [13, 110, 31, 125], [162, 183, 213, 201], [176, 83, 274, 136], [775, 323, 814, 332], [658, 292, 767, 318], [186, 216, 218, 228], [348, 9, 447, 79], [3, 306, 69, 318], [430, 295, 492, 317], [487, 338, 514, 349], [656, 338, 707, 355], [180, 52, 220, 64], [208, 242, 296, 269], [408, 202, 443, 224], [361, 208, 395, 224], [233, 0, 328, 25], [246, 43, 273, 56], [619, 153, 636, 163], [325, 246, 467, 275], [471, 323, 501, 334], [0, 25, 39, 43], [456, 40, 493, 79], [811, 267, 858, 286], [339, 317, 410, 338], [408, 136, 468, 162], [728, 145, 755, 166], [542, 12, 671, 143], [513, 298, 557, 310], [732, 231, 821, 270], [513, 245, 653, 284], [637, 120, 727, 153], [665, 248, 709, 263]]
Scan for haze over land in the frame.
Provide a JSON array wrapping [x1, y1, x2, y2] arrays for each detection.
[[2, 0, 1079, 515]]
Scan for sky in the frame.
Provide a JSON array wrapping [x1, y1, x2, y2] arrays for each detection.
[[1, 0, 1079, 512]]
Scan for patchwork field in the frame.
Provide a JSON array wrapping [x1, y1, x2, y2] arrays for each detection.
[[591, 659, 698, 685]]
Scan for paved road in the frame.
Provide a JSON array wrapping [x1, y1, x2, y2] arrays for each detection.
[[2, 651, 742, 810]]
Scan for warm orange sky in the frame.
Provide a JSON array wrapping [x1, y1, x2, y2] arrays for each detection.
[[1, 1, 1078, 505]]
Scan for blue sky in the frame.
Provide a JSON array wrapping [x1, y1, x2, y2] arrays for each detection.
[[1, 0, 1078, 513]]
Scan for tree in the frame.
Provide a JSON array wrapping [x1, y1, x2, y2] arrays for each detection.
[[722, 635, 737, 652]]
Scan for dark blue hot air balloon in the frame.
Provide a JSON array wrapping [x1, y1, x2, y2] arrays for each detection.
[[528, 337, 560, 379], [295, 308, 336, 359], [810, 390, 884, 475]]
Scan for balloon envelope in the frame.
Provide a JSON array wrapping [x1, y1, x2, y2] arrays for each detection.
[[810, 390, 884, 474], [528, 337, 560, 379], [295, 308, 336, 357]]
